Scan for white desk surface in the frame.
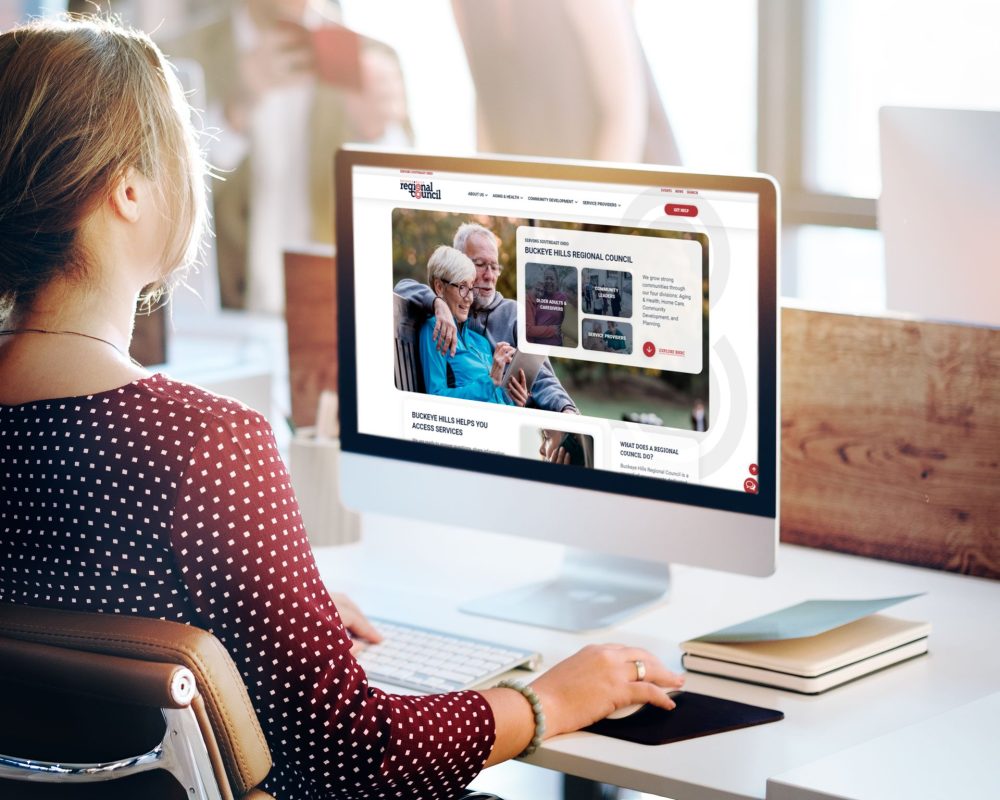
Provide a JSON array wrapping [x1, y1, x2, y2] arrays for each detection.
[[311, 515, 1000, 800], [767, 690, 1000, 800]]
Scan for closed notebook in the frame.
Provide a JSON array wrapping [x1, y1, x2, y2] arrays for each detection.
[[682, 614, 930, 676], [681, 614, 930, 694], [682, 636, 929, 694]]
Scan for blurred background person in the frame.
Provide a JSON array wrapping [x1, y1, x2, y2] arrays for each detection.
[[165, 0, 413, 312], [451, 0, 680, 164], [691, 399, 707, 432]]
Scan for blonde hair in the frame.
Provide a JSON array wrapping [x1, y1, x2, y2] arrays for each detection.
[[426, 245, 475, 289], [0, 16, 208, 321]]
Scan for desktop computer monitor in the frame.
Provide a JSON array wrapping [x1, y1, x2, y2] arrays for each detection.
[[879, 106, 1000, 328], [335, 149, 779, 631]]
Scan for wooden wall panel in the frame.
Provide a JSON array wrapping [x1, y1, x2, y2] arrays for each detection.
[[284, 247, 337, 429], [780, 307, 1000, 579]]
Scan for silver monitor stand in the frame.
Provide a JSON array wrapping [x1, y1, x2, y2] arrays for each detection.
[[460, 550, 670, 632]]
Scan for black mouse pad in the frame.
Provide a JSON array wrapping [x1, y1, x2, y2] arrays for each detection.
[[584, 691, 783, 745]]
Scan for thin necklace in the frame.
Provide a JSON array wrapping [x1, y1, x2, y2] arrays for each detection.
[[0, 327, 133, 361]]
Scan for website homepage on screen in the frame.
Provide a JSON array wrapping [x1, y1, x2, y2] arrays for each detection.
[[351, 165, 760, 495]]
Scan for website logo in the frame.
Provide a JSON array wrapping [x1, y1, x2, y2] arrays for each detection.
[[400, 180, 442, 200]]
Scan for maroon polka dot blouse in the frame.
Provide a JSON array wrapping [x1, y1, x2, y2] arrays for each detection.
[[0, 374, 496, 798]]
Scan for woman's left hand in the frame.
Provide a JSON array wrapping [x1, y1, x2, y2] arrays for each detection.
[[507, 368, 528, 406], [331, 592, 383, 654]]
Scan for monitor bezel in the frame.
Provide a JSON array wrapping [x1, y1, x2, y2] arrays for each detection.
[[335, 148, 778, 519]]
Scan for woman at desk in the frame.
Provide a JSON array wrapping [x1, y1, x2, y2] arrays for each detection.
[[0, 17, 682, 800], [419, 245, 525, 406]]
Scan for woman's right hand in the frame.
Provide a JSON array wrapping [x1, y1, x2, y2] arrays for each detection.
[[490, 342, 516, 386], [529, 644, 684, 737]]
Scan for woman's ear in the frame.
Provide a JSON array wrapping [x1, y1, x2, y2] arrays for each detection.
[[109, 167, 144, 224], [432, 278, 444, 296]]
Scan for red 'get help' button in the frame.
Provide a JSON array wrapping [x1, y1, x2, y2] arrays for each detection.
[[665, 203, 698, 217]]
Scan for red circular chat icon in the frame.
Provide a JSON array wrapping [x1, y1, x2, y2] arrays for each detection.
[[642, 341, 656, 357], [749, 463, 759, 476], [743, 477, 759, 494]]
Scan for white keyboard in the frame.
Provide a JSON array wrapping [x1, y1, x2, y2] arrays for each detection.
[[355, 617, 542, 694]]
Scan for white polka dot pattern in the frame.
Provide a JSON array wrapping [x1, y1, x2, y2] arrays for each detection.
[[0, 374, 496, 799]]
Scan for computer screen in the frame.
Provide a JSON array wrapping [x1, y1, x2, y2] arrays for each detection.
[[336, 149, 778, 630], [880, 106, 1000, 328]]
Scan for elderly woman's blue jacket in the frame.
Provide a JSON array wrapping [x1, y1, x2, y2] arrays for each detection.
[[419, 316, 514, 405]]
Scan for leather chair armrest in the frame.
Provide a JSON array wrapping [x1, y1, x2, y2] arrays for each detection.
[[0, 636, 194, 709]]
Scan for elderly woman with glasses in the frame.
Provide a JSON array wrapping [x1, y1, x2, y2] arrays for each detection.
[[419, 246, 525, 405]]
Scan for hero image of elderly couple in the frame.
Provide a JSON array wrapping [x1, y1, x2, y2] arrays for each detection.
[[394, 221, 577, 413]]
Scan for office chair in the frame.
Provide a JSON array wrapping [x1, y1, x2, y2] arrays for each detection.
[[0, 605, 509, 800], [0, 604, 272, 800]]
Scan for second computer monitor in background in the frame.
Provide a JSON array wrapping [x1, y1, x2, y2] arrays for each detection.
[[336, 150, 779, 631], [879, 106, 1000, 328]]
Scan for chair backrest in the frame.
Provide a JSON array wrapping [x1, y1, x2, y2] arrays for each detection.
[[393, 292, 426, 393], [0, 605, 272, 800]]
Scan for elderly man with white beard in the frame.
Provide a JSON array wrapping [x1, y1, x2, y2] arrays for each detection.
[[395, 222, 578, 413]]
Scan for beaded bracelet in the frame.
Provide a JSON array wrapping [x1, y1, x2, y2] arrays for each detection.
[[495, 679, 545, 757]]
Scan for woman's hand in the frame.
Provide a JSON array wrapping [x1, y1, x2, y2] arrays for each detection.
[[490, 342, 516, 386], [432, 297, 458, 357], [545, 445, 571, 464], [529, 644, 684, 737], [507, 368, 529, 406], [331, 592, 383, 654], [481, 643, 684, 766]]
